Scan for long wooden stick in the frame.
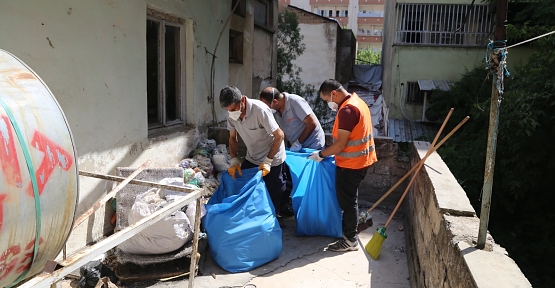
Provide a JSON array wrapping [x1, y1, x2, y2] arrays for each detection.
[[366, 109, 455, 214], [19, 189, 203, 288], [384, 116, 469, 227], [73, 160, 151, 228]]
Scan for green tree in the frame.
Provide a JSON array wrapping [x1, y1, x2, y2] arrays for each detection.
[[356, 48, 381, 64], [277, 10, 334, 128]]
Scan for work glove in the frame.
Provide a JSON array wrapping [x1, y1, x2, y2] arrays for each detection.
[[259, 157, 273, 177], [290, 140, 302, 152], [228, 157, 242, 179], [308, 151, 324, 162]]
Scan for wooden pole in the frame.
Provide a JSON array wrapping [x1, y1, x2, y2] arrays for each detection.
[[73, 160, 151, 229], [477, 0, 507, 249]]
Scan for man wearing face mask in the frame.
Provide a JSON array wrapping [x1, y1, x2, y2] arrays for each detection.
[[308, 79, 377, 252], [219, 86, 288, 214], [259, 87, 325, 151]]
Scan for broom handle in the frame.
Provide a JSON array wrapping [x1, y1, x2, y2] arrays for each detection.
[[366, 108, 454, 214], [384, 116, 470, 228]]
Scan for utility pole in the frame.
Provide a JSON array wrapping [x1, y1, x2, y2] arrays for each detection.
[[477, 0, 508, 249]]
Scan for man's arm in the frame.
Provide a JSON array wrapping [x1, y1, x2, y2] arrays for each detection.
[[229, 130, 239, 158], [321, 129, 350, 157], [297, 114, 318, 144], [268, 128, 285, 159]]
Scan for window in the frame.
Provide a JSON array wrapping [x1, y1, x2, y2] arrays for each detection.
[[405, 82, 424, 104], [254, 0, 271, 28], [345, 10, 348, 17], [336, 10, 340, 17], [329, 10, 333, 17], [320, 10, 325, 16], [229, 29, 244, 64], [232, 0, 246, 17], [395, 4, 492, 46], [146, 14, 183, 128]]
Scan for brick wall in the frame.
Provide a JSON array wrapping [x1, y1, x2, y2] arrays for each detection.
[[405, 141, 531, 287]]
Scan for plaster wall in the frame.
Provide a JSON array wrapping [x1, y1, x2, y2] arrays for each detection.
[[0, 0, 250, 254], [293, 23, 338, 92]]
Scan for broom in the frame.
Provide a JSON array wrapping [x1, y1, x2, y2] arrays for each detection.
[[365, 115, 470, 260], [359, 108, 454, 225]]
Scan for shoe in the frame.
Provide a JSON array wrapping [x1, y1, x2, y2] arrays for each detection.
[[327, 235, 358, 252]]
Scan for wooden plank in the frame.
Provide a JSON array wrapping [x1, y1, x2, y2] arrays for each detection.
[[188, 199, 202, 288], [19, 189, 203, 288], [73, 161, 152, 228], [78, 171, 196, 193]]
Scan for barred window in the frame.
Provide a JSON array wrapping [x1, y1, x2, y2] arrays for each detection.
[[395, 4, 493, 46]]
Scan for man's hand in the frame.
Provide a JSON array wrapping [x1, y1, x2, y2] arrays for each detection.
[[308, 151, 324, 162], [228, 157, 242, 179], [259, 157, 273, 176], [290, 140, 302, 152]]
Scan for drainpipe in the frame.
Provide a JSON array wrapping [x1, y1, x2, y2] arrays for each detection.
[[477, 0, 507, 250]]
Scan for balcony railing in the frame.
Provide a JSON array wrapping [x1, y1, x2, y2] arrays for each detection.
[[358, 11, 384, 17]]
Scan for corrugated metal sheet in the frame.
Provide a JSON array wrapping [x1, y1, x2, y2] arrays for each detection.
[[387, 118, 439, 143]]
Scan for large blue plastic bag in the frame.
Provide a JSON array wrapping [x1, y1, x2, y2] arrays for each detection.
[[285, 149, 342, 238], [203, 167, 282, 272]]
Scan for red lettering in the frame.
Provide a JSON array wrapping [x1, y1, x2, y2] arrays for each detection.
[[0, 245, 21, 281], [0, 115, 22, 187], [0, 194, 5, 232], [16, 238, 44, 273], [27, 131, 73, 196]]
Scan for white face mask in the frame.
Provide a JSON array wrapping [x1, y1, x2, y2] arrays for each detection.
[[327, 92, 338, 112], [228, 105, 242, 120], [270, 109, 276, 114]]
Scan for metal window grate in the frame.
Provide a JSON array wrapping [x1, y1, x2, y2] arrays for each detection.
[[395, 4, 493, 46], [405, 82, 424, 104]]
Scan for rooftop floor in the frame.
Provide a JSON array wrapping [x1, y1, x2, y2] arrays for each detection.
[[112, 207, 410, 288]]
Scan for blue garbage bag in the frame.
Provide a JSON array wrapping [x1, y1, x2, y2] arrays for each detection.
[[203, 167, 282, 273], [285, 149, 342, 238]]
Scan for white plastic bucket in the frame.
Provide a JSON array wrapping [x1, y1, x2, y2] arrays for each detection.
[[0, 49, 79, 287]]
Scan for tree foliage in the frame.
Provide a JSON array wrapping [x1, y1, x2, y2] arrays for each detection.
[[428, 2, 555, 286], [277, 10, 334, 127], [356, 49, 381, 65]]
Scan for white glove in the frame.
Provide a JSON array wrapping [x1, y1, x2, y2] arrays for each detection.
[[259, 157, 273, 176], [308, 151, 324, 162], [290, 140, 302, 152]]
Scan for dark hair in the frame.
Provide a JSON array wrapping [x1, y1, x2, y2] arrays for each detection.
[[318, 79, 342, 96], [219, 86, 242, 108], [259, 87, 280, 103]]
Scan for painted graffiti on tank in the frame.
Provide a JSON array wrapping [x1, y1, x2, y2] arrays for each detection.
[[27, 131, 74, 197], [0, 115, 22, 187], [0, 238, 44, 281]]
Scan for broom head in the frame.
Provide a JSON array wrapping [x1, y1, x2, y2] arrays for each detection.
[[365, 227, 388, 260]]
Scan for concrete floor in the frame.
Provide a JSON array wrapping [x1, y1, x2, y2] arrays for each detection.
[[108, 207, 410, 288]]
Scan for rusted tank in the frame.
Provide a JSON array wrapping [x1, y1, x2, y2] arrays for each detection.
[[0, 49, 79, 287]]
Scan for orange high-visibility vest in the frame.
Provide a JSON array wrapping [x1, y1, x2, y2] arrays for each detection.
[[332, 92, 377, 169]]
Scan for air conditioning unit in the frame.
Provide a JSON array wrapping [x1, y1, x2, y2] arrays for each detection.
[[421, 92, 441, 123]]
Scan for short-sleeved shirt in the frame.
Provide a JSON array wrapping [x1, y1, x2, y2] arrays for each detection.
[[227, 97, 286, 166], [337, 95, 360, 132], [273, 92, 325, 150]]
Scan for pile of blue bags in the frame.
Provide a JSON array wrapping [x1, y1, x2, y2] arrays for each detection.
[[203, 150, 341, 272]]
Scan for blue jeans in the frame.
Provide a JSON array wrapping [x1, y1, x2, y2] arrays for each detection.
[[336, 166, 369, 240]]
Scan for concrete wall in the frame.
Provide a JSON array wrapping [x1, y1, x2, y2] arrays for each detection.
[[0, 0, 275, 255], [405, 141, 531, 287]]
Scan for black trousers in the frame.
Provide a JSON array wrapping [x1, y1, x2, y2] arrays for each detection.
[[241, 160, 287, 213], [335, 166, 369, 240]]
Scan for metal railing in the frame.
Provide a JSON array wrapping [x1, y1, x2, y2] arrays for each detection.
[[394, 4, 493, 46]]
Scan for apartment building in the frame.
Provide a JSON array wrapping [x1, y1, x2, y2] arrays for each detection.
[[280, 0, 384, 51]]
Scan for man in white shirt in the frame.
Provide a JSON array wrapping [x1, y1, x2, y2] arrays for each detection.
[[220, 86, 288, 213]]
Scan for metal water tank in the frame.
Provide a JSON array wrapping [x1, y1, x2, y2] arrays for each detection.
[[0, 49, 79, 287]]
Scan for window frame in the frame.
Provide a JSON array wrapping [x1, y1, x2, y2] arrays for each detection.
[[146, 13, 185, 130]]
